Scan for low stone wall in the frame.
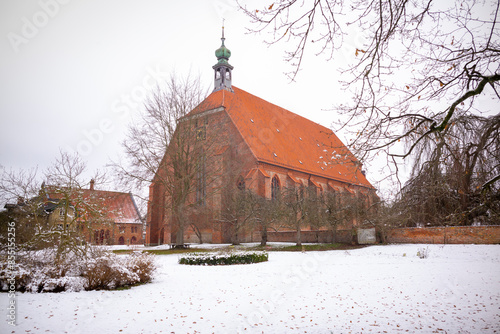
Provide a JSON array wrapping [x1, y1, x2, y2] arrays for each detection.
[[386, 225, 500, 244]]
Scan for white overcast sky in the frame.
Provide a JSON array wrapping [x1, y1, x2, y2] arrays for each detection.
[[10, 0, 491, 198], [1, 0, 361, 188]]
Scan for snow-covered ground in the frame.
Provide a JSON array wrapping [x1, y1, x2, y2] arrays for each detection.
[[1, 244, 499, 333]]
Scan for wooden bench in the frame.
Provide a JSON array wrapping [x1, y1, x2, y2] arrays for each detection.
[[169, 243, 191, 249]]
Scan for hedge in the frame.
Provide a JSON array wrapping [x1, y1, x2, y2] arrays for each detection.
[[179, 251, 268, 266]]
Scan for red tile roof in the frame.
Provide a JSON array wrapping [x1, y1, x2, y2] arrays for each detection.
[[46, 187, 142, 224], [191, 86, 374, 189]]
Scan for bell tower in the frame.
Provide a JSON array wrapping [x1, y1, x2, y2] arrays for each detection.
[[213, 25, 233, 92]]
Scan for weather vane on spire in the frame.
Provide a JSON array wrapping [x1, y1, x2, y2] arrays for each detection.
[[222, 18, 225, 39]]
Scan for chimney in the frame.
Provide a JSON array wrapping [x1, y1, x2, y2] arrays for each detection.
[[90, 179, 95, 191]]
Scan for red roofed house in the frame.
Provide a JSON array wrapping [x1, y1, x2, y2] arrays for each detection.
[[146, 31, 377, 246], [45, 180, 144, 245]]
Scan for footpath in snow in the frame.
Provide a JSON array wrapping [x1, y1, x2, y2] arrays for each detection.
[[1, 244, 499, 333]]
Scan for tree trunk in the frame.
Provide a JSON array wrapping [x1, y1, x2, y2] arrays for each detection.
[[176, 225, 184, 245], [175, 207, 185, 246], [296, 223, 302, 247], [351, 228, 357, 245], [232, 221, 240, 245], [331, 224, 337, 243], [260, 226, 268, 246], [191, 224, 203, 244]]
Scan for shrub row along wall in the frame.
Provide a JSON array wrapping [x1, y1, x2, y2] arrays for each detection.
[[385, 225, 500, 244]]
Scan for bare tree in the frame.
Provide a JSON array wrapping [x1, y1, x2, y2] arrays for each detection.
[[321, 191, 353, 242], [255, 196, 285, 246], [185, 205, 213, 244], [0, 167, 41, 246], [221, 188, 261, 245], [239, 0, 500, 193], [111, 74, 207, 202], [281, 186, 308, 246], [397, 113, 500, 225], [0, 151, 106, 261], [111, 73, 225, 246]]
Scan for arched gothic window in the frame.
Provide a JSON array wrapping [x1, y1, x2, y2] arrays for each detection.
[[196, 150, 206, 205], [271, 175, 280, 201]]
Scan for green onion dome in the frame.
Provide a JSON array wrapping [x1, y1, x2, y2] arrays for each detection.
[[215, 38, 231, 64]]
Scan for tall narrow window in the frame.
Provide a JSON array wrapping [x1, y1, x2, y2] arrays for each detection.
[[299, 185, 305, 200], [196, 152, 206, 205], [271, 175, 280, 201]]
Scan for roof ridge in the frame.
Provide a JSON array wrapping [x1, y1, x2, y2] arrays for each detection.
[[232, 86, 334, 133]]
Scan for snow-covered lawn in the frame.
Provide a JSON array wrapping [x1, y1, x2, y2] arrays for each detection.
[[1, 244, 499, 333]]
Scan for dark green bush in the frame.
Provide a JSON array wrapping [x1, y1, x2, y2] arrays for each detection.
[[179, 251, 268, 265]]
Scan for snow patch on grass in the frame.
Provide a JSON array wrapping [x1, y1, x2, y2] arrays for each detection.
[[1, 244, 498, 333]]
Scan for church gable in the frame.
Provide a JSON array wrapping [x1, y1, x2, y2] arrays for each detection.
[[146, 29, 377, 246]]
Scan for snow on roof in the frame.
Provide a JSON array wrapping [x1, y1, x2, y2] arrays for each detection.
[[45, 186, 142, 224], [190, 86, 375, 189]]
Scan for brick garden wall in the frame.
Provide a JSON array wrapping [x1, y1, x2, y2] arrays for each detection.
[[265, 230, 356, 244], [386, 226, 500, 244], [260, 226, 500, 245]]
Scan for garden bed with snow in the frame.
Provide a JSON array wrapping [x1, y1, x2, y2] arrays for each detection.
[[0, 247, 155, 293], [179, 250, 268, 265], [1, 244, 499, 333]]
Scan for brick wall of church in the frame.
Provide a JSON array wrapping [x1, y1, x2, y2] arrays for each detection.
[[146, 107, 377, 245], [146, 107, 261, 245]]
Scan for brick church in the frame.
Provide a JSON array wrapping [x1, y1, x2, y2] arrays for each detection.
[[145, 30, 377, 246]]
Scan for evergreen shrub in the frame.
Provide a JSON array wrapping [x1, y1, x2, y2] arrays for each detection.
[[179, 251, 268, 265]]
